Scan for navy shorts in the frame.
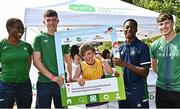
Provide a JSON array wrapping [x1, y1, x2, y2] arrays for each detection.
[[118, 89, 149, 108], [36, 81, 65, 108], [0, 79, 32, 108]]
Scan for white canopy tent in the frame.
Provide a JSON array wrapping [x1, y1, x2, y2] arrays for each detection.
[[24, 0, 161, 41]]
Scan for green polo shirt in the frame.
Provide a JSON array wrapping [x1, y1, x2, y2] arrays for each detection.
[[33, 32, 69, 82], [0, 39, 33, 82]]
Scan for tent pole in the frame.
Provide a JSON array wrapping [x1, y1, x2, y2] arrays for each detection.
[[24, 27, 27, 41]]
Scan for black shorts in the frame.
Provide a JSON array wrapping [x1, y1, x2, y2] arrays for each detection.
[[156, 86, 180, 108]]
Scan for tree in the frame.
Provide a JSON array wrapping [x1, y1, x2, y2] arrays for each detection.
[[142, 36, 160, 46], [98, 41, 112, 53], [121, 0, 180, 32]]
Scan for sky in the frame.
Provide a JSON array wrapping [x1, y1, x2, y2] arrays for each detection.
[[0, 0, 63, 40]]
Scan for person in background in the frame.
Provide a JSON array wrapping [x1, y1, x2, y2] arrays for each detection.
[[150, 13, 180, 108], [73, 44, 113, 109], [101, 49, 110, 59], [113, 19, 150, 108], [101, 49, 113, 67], [33, 9, 72, 108], [70, 44, 83, 77], [70, 44, 82, 65], [0, 18, 33, 108]]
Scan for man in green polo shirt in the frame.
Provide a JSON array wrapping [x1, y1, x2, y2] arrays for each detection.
[[150, 13, 180, 108], [33, 10, 72, 108]]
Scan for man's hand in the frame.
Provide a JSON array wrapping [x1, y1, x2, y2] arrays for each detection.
[[52, 76, 64, 86], [114, 72, 121, 77], [112, 57, 125, 66]]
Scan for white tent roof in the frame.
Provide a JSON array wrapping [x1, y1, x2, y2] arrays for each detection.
[[24, 0, 160, 27], [24, 0, 161, 40]]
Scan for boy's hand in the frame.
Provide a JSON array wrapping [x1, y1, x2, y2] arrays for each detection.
[[76, 78, 85, 86], [96, 54, 104, 62], [67, 77, 72, 83]]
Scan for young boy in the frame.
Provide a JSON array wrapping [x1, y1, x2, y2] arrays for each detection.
[[73, 44, 113, 109]]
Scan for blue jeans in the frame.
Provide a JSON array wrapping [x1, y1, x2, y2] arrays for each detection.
[[0, 79, 32, 108], [36, 81, 65, 108]]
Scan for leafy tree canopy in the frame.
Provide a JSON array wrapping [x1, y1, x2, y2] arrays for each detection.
[[121, 0, 180, 32], [98, 0, 179, 49]]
